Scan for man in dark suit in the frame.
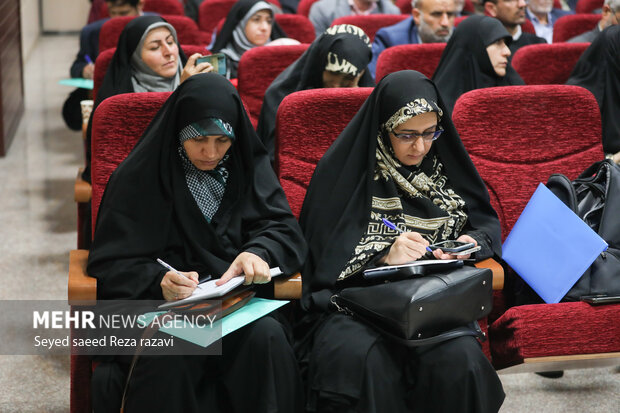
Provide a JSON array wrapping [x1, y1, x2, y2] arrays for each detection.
[[485, 0, 546, 55]]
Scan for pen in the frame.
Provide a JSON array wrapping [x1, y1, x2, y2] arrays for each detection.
[[156, 258, 199, 284], [85, 54, 93, 65], [382, 218, 433, 253]]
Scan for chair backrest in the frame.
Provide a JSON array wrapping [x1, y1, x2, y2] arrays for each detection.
[[452, 85, 603, 240], [99, 15, 208, 52], [237, 44, 310, 127], [521, 18, 536, 34], [275, 87, 373, 217], [552, 14, 600, 43], [297, 0, 319, 17], [91, 92, 171, 227], [93, 45, 208, 101], [576, 0, 604, 13], [275, 14, 316, 43], [511, 42, 589, 84], [375, 43, 446, 81], [143, 0, 185, 15], [331, 14, 409, 41]]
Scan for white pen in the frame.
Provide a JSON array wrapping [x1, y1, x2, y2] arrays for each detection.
[[156, 258, 209, 284]]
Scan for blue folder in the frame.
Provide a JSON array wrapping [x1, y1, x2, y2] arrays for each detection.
[[502, 183, 608, 303], [59, 78, 94, 90]]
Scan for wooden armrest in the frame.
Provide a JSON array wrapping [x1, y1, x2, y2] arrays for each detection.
[[474, 258, 504, 290], [68, 249, 97, 305], [74, 169, 92, 203], [274, 273, 302, 300]]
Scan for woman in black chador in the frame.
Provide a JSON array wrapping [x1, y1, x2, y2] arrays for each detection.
[[567, 25, 620, 163], [299, 70, 505, 412], [432, 14, 524, 113], [211, 0, 286, 78], [87, 73, 307, 412], [256, 24, 375, 161]]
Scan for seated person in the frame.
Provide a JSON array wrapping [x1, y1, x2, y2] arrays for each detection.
[[567, 0, 620, 43], [309, 0, 401, 37], [87, 73, 308, 412], [211, 0, 288, 79], [525, 0, 573, 43], [257, 24, 375, 161], [369, 0, 457, 78], [484, 0, 547, 55], [298, 69, 504, 412], [432, 15, 524, 112], [567, 25, 620, 164]]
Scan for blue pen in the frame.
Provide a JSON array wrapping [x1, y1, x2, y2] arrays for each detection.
[[85, 54, 93, 65], [382, 218, 433, 253]]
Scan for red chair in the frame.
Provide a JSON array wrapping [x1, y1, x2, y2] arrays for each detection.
[[143, 0, 185, 15], [512, 43, 589, 85], [330, 14, 409, 41], [198, 0, 281, 44], [214, 14, 316, 44], [521, 18, 536, 34], [576, 0, 604, 13], [375, 43, 446, 81], [552, 14, 601, 42], [99, 15, 209, 52], [297, 0, 319, 17], [237, 44, 309, 127], [453, 85, 620, 372]]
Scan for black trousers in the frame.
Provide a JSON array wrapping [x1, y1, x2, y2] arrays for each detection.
[[92, 315, 303, 413]]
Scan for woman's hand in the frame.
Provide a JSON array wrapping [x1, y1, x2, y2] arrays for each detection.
[[216, 252, 271, 286], [180, 53, 214, 83], [161, 270, 199, 301], [432, 234, 477, 260], [612, 151, 620, 164], [381, 232, 430, 265]]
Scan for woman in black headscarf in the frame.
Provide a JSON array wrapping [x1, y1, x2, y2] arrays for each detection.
[[256, 24, 375, 161], [87, 73, 307, 412], [298, 70, 504, 412], [211, 0, 287, 78], [567, 25, 620, 163], [432, 14, 524, 113]]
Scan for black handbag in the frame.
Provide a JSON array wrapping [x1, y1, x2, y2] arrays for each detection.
[[331, 265, 493, 346], [546, 159, 620, 301]]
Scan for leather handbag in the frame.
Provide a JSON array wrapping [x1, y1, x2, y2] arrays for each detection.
[[331, 265, 493, 346], [547, 160, 620, 301]]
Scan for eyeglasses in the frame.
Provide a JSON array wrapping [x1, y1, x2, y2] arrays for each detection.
[[391, 128, 444, 143]]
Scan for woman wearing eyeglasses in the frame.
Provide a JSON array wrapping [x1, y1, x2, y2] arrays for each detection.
[[297, 70, 504, 412]]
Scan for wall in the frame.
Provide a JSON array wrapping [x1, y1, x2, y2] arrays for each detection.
[[42, 0, 91, 32], [20, 0, 39, 61]]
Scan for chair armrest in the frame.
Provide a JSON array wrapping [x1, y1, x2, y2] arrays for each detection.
[[474, 258, 504, 290], [274, 273, 302, 299], [74, 169, 92, 203], [68, 249, 97, 305]]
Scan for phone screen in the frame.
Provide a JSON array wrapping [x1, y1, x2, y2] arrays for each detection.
[[429, 240, 475, 252], [195, 53, 227, 76]]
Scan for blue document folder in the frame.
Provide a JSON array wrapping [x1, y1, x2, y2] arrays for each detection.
[[59, 78, 94, 89], [502, 183, 608, 303]]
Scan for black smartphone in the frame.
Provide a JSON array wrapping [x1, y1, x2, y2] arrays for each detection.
[[195, 53, 227, 76], [428, 240, 476, 253], [580, 294, 620, 305]]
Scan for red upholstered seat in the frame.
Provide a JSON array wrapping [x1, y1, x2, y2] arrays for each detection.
[[297, 0, 319, 17], [576, 0, 604, 13], [275, 88, 373, 218], [552, 14, 601, 43], [143, 0, 185, 15], [331, 14, 409, 41], [273, 14, 316, 43], [375, 43, 446, 81], [452, 85, 620, 371], [99, 15, 209, 52], [511, 43, 589, 85], [237, 44, 309, 127], [93, 45, 208, 101]]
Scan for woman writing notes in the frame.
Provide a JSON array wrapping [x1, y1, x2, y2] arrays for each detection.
[[87, 74, 307, 412], [299, 70, 504, 412]]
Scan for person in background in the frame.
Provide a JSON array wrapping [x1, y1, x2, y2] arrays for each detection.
[[525, 0, 572, 43], [484, 0, 546, 55], [257, 24, 375, 161], [298, 70, 504, 412], [432, 15, 524, 112], [567, 0, 620, 43], [369, 0, 456, 78], [309, 0, 401, 37], [211, 0, 287, 79]]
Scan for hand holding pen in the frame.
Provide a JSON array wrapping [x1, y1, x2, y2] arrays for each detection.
[[380, 218, 431, 265], [157, 258, 206, 301]]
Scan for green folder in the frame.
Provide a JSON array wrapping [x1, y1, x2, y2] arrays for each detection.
[[140, 297, 289, 348], [59, 78, 94, 90]]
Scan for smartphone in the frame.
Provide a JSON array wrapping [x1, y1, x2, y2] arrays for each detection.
[[196, 53, 227, 76], [428, 240, 476, 253], [580, 294, 620, 305]]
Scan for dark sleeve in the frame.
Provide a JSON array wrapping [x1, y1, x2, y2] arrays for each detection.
[[464, 229, 495, 261], [368, 30, 389, 79], [70, 21, 103, 78]]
